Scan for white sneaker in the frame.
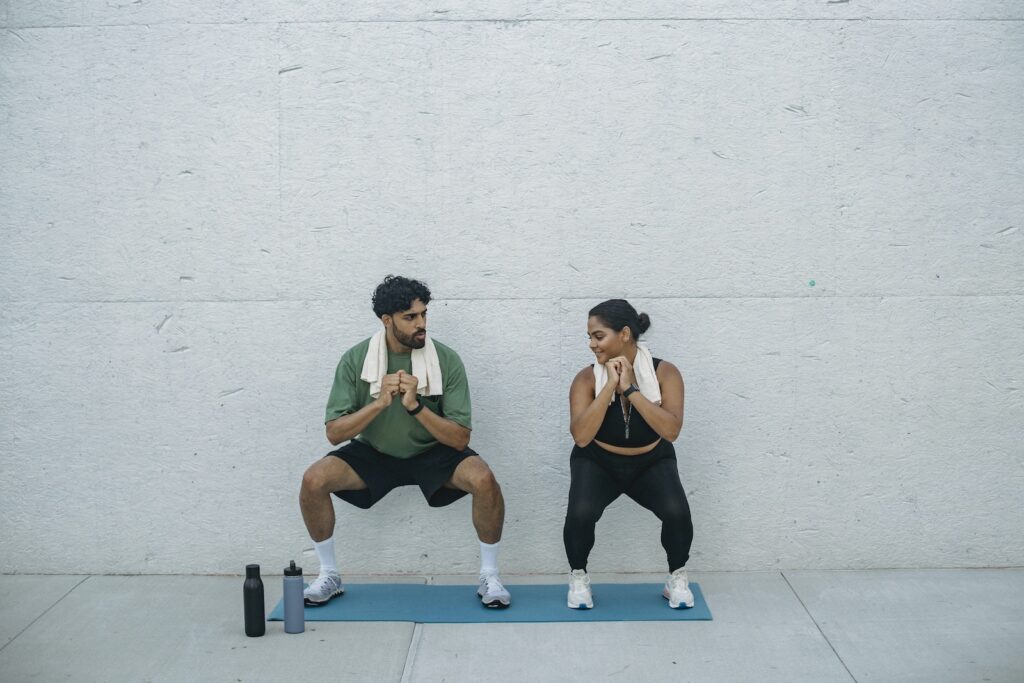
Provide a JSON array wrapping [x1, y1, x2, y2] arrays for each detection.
[[567, 569, 593, 609], [304, 572, 345, 606], [477, 573, 511, 609], [662, 568, 694, 609]]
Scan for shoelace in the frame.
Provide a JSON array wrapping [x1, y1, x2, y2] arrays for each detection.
[[570, 573, 590, 592], [313, 575, 338, 591], [482, 575, 503, 594]]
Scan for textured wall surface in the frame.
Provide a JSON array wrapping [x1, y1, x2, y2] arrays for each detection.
[[1, 2, 1022, 575]]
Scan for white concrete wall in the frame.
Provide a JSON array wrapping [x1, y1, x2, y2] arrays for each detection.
[[2, 2, 1022, 575]]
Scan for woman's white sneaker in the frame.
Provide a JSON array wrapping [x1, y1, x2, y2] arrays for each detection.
[[662, 568, 694, 609], [567, 569, 593, 609]]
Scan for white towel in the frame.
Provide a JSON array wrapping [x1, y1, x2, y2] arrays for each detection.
[[593, 344, 662, 405], [361, 329, 444, 398]]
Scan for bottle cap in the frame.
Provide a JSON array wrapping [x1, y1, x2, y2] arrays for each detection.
[[284, 560, 302, 576], [245, 564, 260, 578]]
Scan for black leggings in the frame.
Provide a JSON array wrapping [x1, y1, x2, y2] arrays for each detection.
[[563, 440, 693, 572]]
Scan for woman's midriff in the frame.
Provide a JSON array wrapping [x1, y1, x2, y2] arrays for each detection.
[[592, 438, 662, 456]]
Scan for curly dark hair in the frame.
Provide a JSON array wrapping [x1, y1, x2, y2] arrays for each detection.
[[371, 275, 432, 318], [589, 299, 651, 340]]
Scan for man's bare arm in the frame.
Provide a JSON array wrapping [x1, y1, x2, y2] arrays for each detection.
[[398, 370, 471, 450], [325, 373, 400, 445]]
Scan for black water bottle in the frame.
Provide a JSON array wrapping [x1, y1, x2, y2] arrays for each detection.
[[243, 564, 266, 637]]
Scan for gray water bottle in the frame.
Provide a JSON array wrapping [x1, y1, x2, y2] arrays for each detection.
[[283, 560, 305, 634]]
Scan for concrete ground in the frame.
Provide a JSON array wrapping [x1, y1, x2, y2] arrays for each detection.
[[1, 569, 1022, 682]]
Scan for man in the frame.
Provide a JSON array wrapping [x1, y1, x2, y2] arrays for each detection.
[[299, 275, 511, 608]]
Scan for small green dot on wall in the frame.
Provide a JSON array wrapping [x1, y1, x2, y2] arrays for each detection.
[[808, 280, 816, 287]]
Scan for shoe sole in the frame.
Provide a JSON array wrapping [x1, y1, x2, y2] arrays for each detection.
[[567, 600, 593, 609], [477, 586, 511, 609], [480, 598, 511, 609], [304, 588, 345, 607], [662, 591, 694, 609]]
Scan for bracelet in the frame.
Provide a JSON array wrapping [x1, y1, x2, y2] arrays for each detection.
[[406, 400, 425, 416]]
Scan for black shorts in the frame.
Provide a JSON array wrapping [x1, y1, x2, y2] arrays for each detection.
[[327, 439, 477, 509]]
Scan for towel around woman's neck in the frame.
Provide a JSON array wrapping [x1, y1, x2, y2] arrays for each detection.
[[592, 344, 662, 405], [361, 329, 444, 398]]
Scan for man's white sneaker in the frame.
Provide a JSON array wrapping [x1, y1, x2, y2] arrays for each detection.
[[567, 569, 593, 609], [662, 568, 694, 609], [304, 572, 345, 606], [477, 573, 511, 609]]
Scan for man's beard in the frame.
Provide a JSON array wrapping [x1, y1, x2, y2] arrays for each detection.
[[394, 328, 426, 349]]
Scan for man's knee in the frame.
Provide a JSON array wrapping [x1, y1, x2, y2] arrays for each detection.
[[302, 458, 351, 494], [301, 464, 328, 494], [465, 461, 501, 497]]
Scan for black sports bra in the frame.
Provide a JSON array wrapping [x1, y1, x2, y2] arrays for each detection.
[[594, 358, 663, 447]]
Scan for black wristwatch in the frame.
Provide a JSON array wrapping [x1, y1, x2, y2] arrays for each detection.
[[406, 399, 425, 416], [623, 384, 640, 399]]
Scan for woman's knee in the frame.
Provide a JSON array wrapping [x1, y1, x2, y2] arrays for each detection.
[[655, 501, 692, 528], [564, 501, 603, 529]]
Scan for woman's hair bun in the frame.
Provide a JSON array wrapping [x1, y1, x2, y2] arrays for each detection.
[[637, 312, 651, 334]]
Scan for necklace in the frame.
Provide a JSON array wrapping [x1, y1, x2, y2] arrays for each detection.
[[621, 395, 632, 440]]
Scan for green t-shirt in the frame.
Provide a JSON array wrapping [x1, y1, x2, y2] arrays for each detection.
[[324, 337, 472, 458]]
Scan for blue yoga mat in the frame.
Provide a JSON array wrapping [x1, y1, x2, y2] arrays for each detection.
[[268, 582, 711, 623]]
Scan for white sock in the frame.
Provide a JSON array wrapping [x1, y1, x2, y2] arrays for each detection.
[[479, 540, 500, 577], [314, 537, 338, 576]]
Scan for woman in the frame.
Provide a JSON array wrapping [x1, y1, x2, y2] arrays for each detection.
[[563, 299, 694, 609]]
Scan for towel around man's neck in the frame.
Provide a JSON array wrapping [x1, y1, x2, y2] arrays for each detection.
[[361, 329, 444, 398]]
